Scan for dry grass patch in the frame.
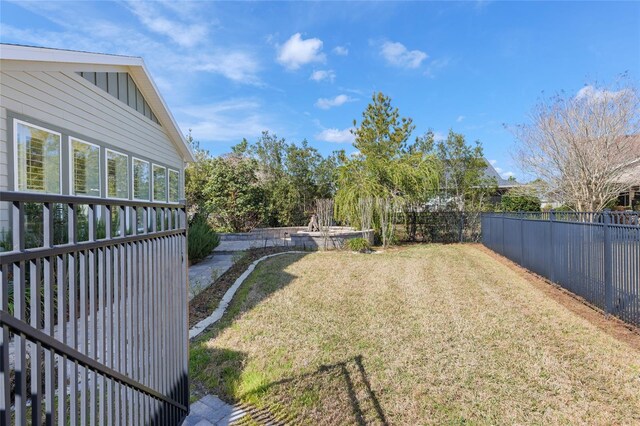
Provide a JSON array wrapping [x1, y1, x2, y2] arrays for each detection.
[[190, 245, 640, 424]]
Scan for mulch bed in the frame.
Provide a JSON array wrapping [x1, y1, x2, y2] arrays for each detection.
[[188, 246, 298, 329]]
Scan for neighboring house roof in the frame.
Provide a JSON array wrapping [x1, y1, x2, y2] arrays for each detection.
[[614, 134, 640, 186], [0, 43, 195, 162], [619, 166, 640, 187], [482, 158, 519, 188]]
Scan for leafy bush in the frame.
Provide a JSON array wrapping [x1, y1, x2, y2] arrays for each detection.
[[188, 216, 220, 264], [347, 237, 371, 253], [500, 193, 541, 212]]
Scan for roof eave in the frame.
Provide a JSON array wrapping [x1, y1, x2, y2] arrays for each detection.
[[0, 44, 195, 163], [130, 61, 195, 162]]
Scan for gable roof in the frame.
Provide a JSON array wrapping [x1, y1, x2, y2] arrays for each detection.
[[482, 158, 519, 188], [0, 43, 195, 162], [617, 135, 640, 185]]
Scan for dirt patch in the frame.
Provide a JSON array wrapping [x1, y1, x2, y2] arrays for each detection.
[[475, 243, 640, 351], [188, 247, 299, 328]]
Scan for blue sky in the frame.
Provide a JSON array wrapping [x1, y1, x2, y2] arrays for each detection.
[[2, 1, 639, 179]]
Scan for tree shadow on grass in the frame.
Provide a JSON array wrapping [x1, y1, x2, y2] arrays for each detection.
[[239, 355, 388, 425], [189, 253, 305, 391], [189, 253, 388, 424]]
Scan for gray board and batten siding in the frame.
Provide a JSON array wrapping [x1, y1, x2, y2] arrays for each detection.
[[78, 71, 160, 125]]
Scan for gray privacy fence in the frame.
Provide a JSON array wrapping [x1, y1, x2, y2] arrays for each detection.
[[0, 191, 189, 425], [482, 211, 640, 327]]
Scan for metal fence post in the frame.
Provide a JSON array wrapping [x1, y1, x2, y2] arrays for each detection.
[[549, 210, 556, 282], [519, 211, 525, 265], [501, 214, 505, 255], [604, 209, 613, 314]]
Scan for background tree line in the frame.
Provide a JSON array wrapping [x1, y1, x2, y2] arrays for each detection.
[[186, 92, 511, 239], [186, 131, 340, 232]]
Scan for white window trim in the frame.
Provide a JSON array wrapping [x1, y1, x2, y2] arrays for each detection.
[[13, 119, 63, 194], [152, 164, 167, 202], [168, 169, 180, 204], [132, 157, 151, 201], [69, 136, 101, 198], [104, 148, 130, 200]]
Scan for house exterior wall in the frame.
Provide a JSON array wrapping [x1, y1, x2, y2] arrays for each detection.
[[0, 66, 187, 234]]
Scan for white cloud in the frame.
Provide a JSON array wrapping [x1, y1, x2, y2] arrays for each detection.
[[433, 131, 446, 141], [127, 1, 208, 48], [576, 85, 628, 102], [315, 94, 355, 109], [0, 4, 261, 86], [495, 167, 515, 179], [277, 33, 326, 70], [193, 51, 261, 84], [491, 159, 516, 180], [310, 69, 336, 83], [315, 127, 356, 143], [456, 115, 465, 122], [424, 57, 451, 78], [177, 98, 274, 141], [333, 45, 349, 56], [380, 41, 427, 69]]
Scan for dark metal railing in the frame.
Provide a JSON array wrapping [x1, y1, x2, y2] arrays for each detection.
[[0, 191, 189, 425], [482, 211, 640, 327], [395, 211, 482, 243]]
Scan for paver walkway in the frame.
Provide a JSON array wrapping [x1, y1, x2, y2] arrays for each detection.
[[213, 238, 291, 252], [189, 252, 236, 300], [189, 237, 292, 299], [182, 395, 246, 425]]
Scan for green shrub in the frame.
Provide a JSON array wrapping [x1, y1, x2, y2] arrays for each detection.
[[500, 193, 541, 212], [188, 216, 220, 264], [347, 237, 371, 253]]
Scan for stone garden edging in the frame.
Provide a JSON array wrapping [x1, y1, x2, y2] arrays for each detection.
[[189, 251, 307, 339]]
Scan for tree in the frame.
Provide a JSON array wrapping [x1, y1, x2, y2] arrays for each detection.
[[202, 155, 265, 232], [315, 198, 334, 249], [335, 92, 439, 245], [245, 131, 339, 227], [500, 190, 541, 212], [418, 130, 495, 212], [184, 131, 215, 218], [513, 80, 640, 211]]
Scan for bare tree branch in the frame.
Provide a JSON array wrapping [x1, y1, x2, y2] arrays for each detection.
[[513, 81, 639, 211]]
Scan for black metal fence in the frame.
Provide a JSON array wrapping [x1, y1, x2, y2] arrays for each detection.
[[396, 211, 481, 243], [482, 211, 640, 327], [0, 191, 189, 425]]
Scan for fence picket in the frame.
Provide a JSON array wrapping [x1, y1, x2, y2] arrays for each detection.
[[483, 211, 640, 327], [0, 192, 189, 425]]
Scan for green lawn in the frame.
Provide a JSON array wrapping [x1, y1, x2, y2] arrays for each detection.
[[190, 245, 640, 424]]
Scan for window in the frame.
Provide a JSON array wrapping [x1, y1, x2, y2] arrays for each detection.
[[132, 158, 150, 200], [152, 164, 166, 201], [15, 121, 61, 193], [106, 149, 129, 199], [168, 169, 179, 203], [71, 138, 100, 197]]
